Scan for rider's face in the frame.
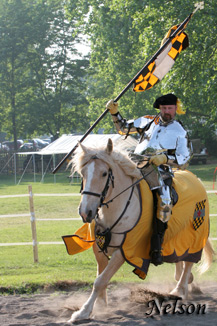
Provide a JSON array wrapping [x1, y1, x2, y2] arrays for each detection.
[[159, 105, 177, 122]]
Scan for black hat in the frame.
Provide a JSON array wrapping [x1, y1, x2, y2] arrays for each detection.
[[153, 93, 177, 108]]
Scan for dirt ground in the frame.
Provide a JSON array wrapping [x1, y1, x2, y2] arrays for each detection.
[[0, 281, 217, 326]]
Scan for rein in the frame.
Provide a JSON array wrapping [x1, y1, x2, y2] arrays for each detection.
[[101, 176, 143, 207], [81, 156, 155, 208], [101, 166, 155, 207], [96, 183, 135, 232], [94, 184, 135, 256]]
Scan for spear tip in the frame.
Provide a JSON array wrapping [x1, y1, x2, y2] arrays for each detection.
[[193, 1, 204, 14]]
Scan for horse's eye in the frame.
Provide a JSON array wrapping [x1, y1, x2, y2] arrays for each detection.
[[102, 172, 107, 177]]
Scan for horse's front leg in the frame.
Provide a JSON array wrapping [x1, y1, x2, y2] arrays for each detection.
[[93, 242, 109, 306], [68, 249, 125, 323]]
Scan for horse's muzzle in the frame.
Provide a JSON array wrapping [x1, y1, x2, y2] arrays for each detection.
[[79, 206, 94, 223]]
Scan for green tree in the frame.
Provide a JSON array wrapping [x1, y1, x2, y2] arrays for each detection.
[[70, 0, 217, 154], [0, 0, 38, 151], [0, 0, 90, 149], [26, 0, 90, 139], [80, 0, 153, 133]]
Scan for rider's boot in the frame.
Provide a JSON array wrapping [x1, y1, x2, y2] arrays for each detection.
[[150, 219, 168, 266], [138, 163, 173, 266], [150, 185, 172, 266]]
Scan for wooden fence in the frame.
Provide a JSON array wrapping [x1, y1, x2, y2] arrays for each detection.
[[0, 188, 216, 263], [0, 186, 81, 262]]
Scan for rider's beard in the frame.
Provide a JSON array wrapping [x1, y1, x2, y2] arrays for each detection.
[[161, 113, 172, 122]]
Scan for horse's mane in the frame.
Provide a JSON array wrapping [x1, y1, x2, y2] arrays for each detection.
[[70, 143, 141, 179]]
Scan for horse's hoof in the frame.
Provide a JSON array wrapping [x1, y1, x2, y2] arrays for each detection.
[[170, 288, 187, 300], [67, 311, 81, 324], [67, 311, 91, 324]]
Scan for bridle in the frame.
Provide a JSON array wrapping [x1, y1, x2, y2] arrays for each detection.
[[79, 155, 154, 255], [80, 156, 114, 207], [80, 156, 134, 255], [80, 155, 154, 208]]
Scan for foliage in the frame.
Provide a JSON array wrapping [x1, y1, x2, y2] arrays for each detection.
[[0, 0, 216, 155], [0, 0, 90, 144], [26, 1, 90, 138], [68, 0, 217, 153], [0, 0, 39, 149]]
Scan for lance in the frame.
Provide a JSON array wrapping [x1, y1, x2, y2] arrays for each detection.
[[52, 2, 203, 174]]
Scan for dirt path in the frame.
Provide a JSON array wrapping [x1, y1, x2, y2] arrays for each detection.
[[0, 282, 217, 326]]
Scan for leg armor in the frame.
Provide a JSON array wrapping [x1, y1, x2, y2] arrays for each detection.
[[157, 165, 173, 222], [139, 163, 173, 222], [157, 177, 172, 222]]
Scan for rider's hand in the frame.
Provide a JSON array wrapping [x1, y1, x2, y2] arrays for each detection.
[[149, 154, 168, 166], [106, 99, 118, 115]]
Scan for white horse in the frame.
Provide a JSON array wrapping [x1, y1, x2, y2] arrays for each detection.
[[67, 139, 213, 323]]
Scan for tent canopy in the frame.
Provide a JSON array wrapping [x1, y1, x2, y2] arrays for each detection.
[[5, 134, 138, 184], [18, 134, 138, 155]]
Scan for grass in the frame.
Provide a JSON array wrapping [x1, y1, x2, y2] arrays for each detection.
[[0, 172, 81, 195], [0, 162, 217, 294], [188, 162, 217, 190]]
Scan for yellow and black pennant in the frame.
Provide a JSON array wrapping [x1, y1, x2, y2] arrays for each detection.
[[133, 25, 189, 92]]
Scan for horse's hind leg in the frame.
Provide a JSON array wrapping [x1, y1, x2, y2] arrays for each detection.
[[170, 262, 193, 299], [68, 249, 125, 323], [174, 261, 183, 281], [175, 261, 194, 283]]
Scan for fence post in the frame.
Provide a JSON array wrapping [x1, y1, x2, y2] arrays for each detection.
[[28, 185, 39, 263]]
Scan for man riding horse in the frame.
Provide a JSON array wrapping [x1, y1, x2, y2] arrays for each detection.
[[106, 93, 193, 266]]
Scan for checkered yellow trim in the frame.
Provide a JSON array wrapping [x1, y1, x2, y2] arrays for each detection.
[[193, 199, 206, 231], [168, 33, 187, 60], [95, 234, 106, 250], [193, 216, 205, 231], [133, 61, 157, 92], [195, 200, 206, 211]]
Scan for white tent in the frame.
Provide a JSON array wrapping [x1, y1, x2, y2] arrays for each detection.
[[15, 134, 138, 184], [39, 133, 138, 155]]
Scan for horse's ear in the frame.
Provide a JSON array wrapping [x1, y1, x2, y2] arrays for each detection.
[[106, 138, 113, 155], [78, 141, 87, 153]]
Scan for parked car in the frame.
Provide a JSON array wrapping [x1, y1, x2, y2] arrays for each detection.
[[190, 139, 208, 164], [19, 143, 35, 152], [42, 138, 51, 144], [2, 140, 23, 151], [0, 143, 10, 152], [33, 138, 49, 149], [26, 138, 49, 150]]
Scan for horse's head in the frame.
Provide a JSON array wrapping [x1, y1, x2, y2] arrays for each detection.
[[77, 139, 114, 223]]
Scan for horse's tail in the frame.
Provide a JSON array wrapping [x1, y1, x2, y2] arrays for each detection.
[[198, 238, 215, 274]]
